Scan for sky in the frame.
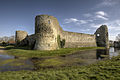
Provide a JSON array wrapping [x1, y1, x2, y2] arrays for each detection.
[[0, 0, 120, 41]]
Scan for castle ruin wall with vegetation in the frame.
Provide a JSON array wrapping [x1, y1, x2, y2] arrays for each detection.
[[15, 15, 109, 50]]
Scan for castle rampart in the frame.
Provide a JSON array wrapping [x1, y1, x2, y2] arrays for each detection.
[[15, 15, 109, 50], [61, 31, 96, 48]]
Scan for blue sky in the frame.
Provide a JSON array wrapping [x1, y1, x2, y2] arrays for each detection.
[[0, 0, 120, 40]]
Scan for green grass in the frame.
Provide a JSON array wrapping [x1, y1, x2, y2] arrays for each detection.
[[1, 46, 120, 80], [33, 57, 86, 69], [38, 58, 64, 67], [5, 46, 105, 58], [0, 55, 120, 80]]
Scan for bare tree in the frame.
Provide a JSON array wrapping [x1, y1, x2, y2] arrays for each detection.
[[8, 36, 15, 44], [0, 36, 15, 43], [116, 34, 120, 41]]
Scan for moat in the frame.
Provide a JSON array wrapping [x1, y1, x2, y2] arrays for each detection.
[[0, 47, 119, 72]]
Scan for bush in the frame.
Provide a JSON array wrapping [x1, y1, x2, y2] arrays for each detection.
[[57, 35, 61, 48], [60, 39, 65, 48], [57, 35, 65, 48]]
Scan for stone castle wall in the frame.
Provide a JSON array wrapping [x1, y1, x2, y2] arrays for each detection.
[[94, 25, 109, 48], [15, 15, 109, 50], [61, 31, 96, 48], [33, 15, 97, 50], [34, 15, 61, 50], [15, 31, 28, 45]]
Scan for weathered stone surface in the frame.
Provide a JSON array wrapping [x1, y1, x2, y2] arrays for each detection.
[[34, 15, 61, 50], [61, 31, 97, 48], [18, 34, 37, 49], [15, 31, 28, 45], [34, 15, 97, 50], [15, 15, 110, 50], [94, 25, 109, 48]]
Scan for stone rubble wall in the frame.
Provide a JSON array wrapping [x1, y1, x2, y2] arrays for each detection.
[[33, 15, 97, 50], [15, 31, 28, 45], [61, 31, 97, 48], [15, 15, 110, 50], [34, 15, 60, 50], [94, 25, 109, 48]]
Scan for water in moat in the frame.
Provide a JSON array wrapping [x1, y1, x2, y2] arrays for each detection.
[[0, 47, 120, 71], [0, 54, 34, 72], [62, 47, 120, 66]]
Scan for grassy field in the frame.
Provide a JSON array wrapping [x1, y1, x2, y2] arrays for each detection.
[[0, 55, 120, 80], [1, 46, 119, 80], [5, 46, 104, 58]]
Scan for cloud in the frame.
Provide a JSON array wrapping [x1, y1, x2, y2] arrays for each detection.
[[84, 11, 109, 21], [90, 23, 103, 28], [95, 11, 108, 16], [95, 11, 108, 20], [97, 0, 119, 7], [83, 13, 92, 17], [90, 20, 120, 31], [95, 15, 108, 20], [109, 35, 116, 41], [64, 18, 79, 23], [89, 20, 120, 41], [81, 29, 90, 31], [79, 20, 88, 24], [107, 20, 120, 30], [64, 18, 88, 25]]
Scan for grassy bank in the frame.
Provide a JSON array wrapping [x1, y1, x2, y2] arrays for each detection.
[[5, 46, 104, 58], [0, 55, 120, 80]]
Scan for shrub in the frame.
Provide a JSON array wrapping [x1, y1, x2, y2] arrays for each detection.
[[57, 35, 65, 48], [57, 35, 61, 48]]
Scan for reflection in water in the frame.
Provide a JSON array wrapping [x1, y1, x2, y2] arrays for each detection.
[[96, 47, 120, 60], [0, 47, 120, 71], [0, 54, 14, 60], [96, 49, 109, 60], [109, 47, 120, 58], [0, 54, 34, 72]]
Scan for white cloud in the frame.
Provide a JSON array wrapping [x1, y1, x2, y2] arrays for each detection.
[[95, 11, 108, 16], [64, 18, 79, 23], [83, 13, 92, 17], [79, 20, 88, 24], [90, 20, 120, 31], [81, 29, 90, 31], [87, 20, 93, 22], [90, 23, 104, 28], [109, 35, 116, 41], [64, 18, 88, 25], [95, 11, 108, 20], [97, 0, 119, 7], [84, 11, 109, 21], [107, 20, 120, 30], [95, 15, 108, 20]]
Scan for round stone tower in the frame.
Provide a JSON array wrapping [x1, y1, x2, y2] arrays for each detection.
[[15, 31, 28, 45], [34, 15, 62, 50]]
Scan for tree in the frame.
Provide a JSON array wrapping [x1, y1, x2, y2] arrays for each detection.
[[0, 36, 15, 44], [116, 34, 120, 41]]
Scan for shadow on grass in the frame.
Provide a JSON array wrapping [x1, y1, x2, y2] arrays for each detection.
[[5, 46, 30, 50]]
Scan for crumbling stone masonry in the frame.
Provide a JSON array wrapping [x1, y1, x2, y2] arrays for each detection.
[[15, 15, 109, 50], [94, 25, 109, 48], [15, 31, 28, 45]]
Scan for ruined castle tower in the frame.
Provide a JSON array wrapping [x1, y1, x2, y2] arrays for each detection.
[[15, 15, 109, 50], [34, 15, 62, 50], [94, 25, 109, 48], [15, 31, 28, 45]]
